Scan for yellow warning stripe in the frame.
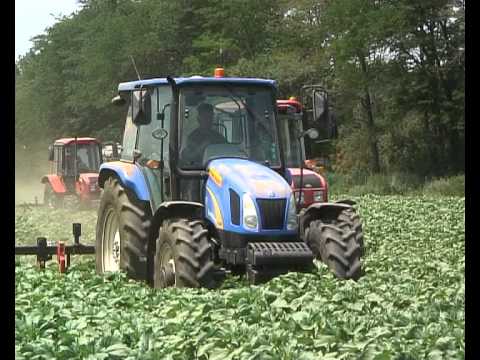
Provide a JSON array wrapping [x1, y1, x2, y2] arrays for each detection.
[[206, 186, 224, 229]]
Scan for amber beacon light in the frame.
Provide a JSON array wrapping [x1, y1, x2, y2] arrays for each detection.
[[214, 67, 225, 77]]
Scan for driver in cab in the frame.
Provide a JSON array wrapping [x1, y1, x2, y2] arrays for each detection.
[[182, 103, 226, 166]]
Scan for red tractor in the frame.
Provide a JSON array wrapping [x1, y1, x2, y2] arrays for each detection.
[[42, 137, 103, 208], [277, 97, 329, 208]]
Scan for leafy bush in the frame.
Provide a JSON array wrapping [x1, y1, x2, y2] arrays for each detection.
[[15, 196, 465, 359], [328, 172, 464, 197]]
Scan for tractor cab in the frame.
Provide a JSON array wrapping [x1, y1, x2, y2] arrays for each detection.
[[43, 137, 102, 207], [49, 138, 102, 176], [277, 97, 328, 207]]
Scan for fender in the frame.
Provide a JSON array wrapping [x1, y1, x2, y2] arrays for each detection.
[[98, 161, 150, 201], [150, 201, 204, 232], [335, 199, 356, 206], [41, 175, 66, 194], [316, 172, 328, 198], [299, 202, 353, 238]]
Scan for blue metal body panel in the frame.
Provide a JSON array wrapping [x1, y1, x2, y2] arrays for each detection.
[[204, 158, 296, 236], [118, 77, 277, 92], [99, 161, 150, 201]]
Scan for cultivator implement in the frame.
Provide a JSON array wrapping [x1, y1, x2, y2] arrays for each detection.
[[15, 223, 95, 273]]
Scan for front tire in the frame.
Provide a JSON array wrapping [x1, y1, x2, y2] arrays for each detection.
[[306, 209, 362, 280], [96, 177, 150, 280], [153, 219, 219, 289]]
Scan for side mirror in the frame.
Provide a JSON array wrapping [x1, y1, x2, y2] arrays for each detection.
[[312, 90, 327, 122], [48, 145, 54, 161], [132, 88, 151, 125], [111, 95, 126, 106]]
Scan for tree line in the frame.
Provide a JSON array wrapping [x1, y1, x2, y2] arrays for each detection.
[[15, 0, 464, 178]]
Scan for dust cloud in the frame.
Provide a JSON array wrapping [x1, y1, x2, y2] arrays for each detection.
[[15, 143, 50, 205]]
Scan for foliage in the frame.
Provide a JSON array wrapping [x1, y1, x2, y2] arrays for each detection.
[[422, 175, 465, 197], [327, 172, 463, 197], [15, 196, 464, 359], [15, 0, 464, 177]]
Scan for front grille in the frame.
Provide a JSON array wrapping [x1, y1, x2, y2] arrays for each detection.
[[256, 199, 286, 230], [230, 189, 240, 225], [292, 174, 322, 188]]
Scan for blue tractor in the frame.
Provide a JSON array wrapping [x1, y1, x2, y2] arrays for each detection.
[[95, 70, 363, 288]]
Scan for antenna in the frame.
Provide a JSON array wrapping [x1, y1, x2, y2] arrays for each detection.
[[219, 48, 224, 67], [129, 55, 142, 80]]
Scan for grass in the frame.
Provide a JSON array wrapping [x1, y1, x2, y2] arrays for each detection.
[[327, 172, 464, 197]]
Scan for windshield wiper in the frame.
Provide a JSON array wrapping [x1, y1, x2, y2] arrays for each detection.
[[222, 84, 261, 123], [221, 84, 272, 136]]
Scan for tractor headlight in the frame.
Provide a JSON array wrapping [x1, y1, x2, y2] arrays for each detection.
[[286, 193, 298, 231], [242, 193, 258, 230], [313, 190, 324, 202]]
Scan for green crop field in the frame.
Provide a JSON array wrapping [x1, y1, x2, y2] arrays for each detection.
[[15, 195, 464, 360]]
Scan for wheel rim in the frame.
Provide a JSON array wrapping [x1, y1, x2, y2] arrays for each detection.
[[102, 207, 120, 272], [159, 242, 176, 287]]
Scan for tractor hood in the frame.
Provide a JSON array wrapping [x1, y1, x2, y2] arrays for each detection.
[[79, 173, 99, 184], [204, 158, 296, 234], [208, 158, 291, 199]]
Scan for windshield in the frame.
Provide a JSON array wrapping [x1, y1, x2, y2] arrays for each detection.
[[65, 143, 102, 174], [178, 85, 280, 169], [278, 111, 305, 168]]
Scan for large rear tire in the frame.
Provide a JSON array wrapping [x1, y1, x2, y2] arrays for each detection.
[[341, 208, 364, 255], [305, 209, 362, 280], [96, 177, 151, 280], [153, 219, 219, 289]]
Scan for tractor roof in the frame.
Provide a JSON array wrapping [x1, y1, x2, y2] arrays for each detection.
[[277, 99, 303, 113], [54, 137, 100, 146], [118, 76, 277, 92]]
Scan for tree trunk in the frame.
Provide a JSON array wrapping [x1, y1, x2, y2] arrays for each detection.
[[358, 53, 381, 173]]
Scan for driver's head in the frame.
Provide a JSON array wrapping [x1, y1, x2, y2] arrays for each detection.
[[197, 103, 214, 129]]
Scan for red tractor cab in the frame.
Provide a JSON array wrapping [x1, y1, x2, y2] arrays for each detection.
[[42, 137, 102, 208], [277, 98, 329, 208]]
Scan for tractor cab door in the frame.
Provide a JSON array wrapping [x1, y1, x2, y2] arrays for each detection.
[[133, 86, 173, 212], [277, 103, 305, 168], [53, 145, 65, 176], [62, 146, 77, 193]]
